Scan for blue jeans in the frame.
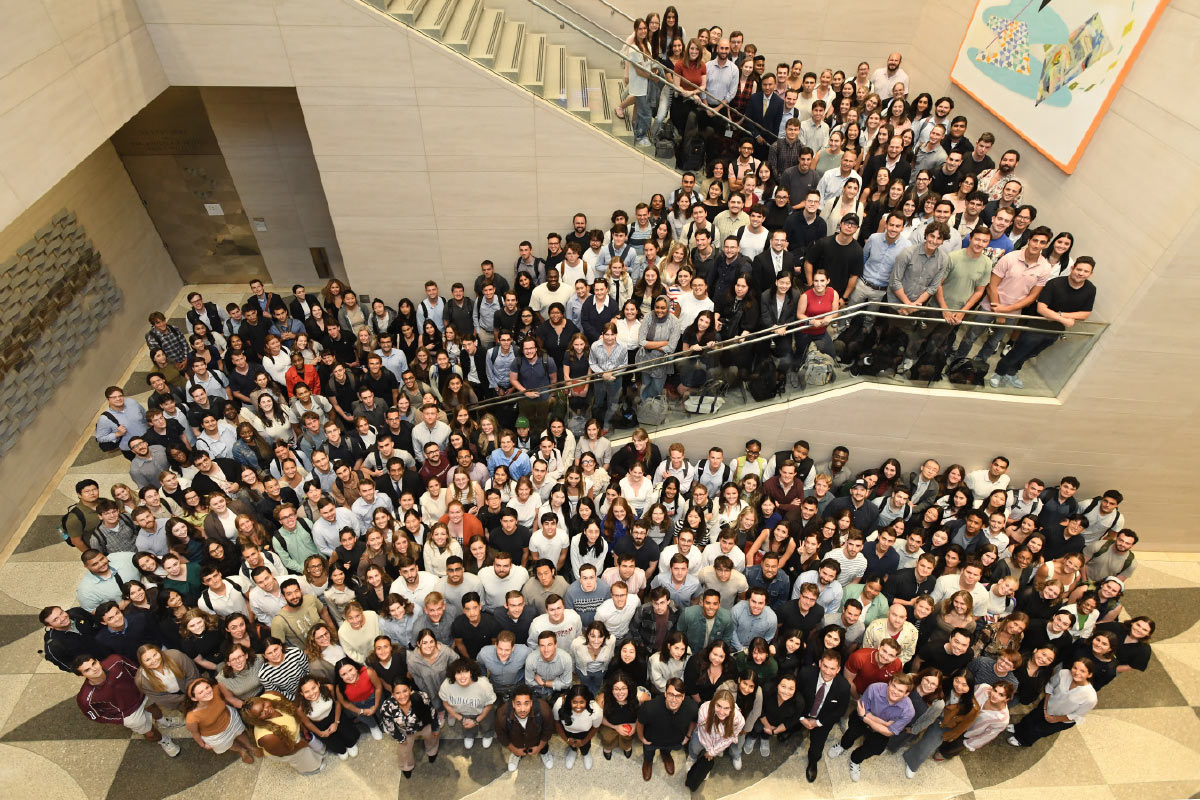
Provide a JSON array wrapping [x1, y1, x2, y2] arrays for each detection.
[[954, 318, 1011, 360], [994, 330, 1057, 376], [634, 93, 653, 140], [640, 371, 665, 399], [592, 377, 621, 429], [578, 670, 604, 695]]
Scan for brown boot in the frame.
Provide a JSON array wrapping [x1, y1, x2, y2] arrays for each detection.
[[642, 761, 652, 781], [663, 752, 675, 775]]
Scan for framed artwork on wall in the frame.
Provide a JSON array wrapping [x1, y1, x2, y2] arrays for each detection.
[[950, 0, 1168, 173]]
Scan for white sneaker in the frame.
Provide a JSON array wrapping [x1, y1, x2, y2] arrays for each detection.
[[827, 743, 845, 758], [540, 751, 554, 769], [463, 737, 474, 750], [481, 737, 494, 749], [509, 753, 521, 772], [849, 761, 861, 782], [898, 358, 914, 373], [636, 138, 652, 147], [339, 751, 349, 760], [347, 744, 359, 757], [1007, 736, 1022, 747], [583, 753, 593, 770], [988, 373, 1004, 388], [159, 737, 180, 757], [1005, 724, 1015, 734], [759, 738, 770, 757], [565, 749, 577, 769], [731, 751, 743, 771], [742, 739, 754, 755], [905, 764, 915, 779], [370, 726, 383, 740], [1009, 374, 1025, 389]]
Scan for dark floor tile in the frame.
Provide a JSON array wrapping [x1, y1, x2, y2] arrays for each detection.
[[1121, 588, 1200, 640], [0, 614, 44, 649], [72, 436, 113, 468], [961, 732, 1062, 790], [106, 737, 241, 800], [1097, 652, 1187, 709], [12, 515, 64, 555], [122, 372, 152, 394], [2, 695, 131, 742]]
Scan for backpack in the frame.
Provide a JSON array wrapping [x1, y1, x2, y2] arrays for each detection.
[[747, 357, 779, 401], [1081, 496, 1125, 535], [908, 325, 954, 381], [679, 135, 706, 171], [684, 379, 726, 414], [655, 138, 676, 161], [945, 356, 989, 385], [57, 505, 88, 545], [96, 411, 121, 452], [636, 396, 670, 426], [801, 347, 837, 387], [835, 317, 879, 366], [566, 413, 589, 439], [851, 323, 907, 376]]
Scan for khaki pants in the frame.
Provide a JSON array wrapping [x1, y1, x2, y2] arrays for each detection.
[[397, 725, 440, 771], [598, 725, 633, 752]]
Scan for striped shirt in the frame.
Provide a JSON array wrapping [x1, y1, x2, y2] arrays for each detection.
[[257, 646, 309, 700]]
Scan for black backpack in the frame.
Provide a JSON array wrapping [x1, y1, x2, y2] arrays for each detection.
[[747, 356, 779, 401], [850, 323, 907, 376], [908, 325, 954, 381], [57, 505, 88, 545], [945, 356, 989, 385], [679, 136, 706, 171]]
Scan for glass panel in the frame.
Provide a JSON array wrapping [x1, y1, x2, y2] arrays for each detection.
[[467, 302, 1107, 438]]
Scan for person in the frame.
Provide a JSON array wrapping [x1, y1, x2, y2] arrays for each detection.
[[554, 685, 604, 770], [183, 677, 262, 763], [496, 686, 555, 772], [75, 653, 182, 757], [377, 679, 441, 778], [241, 691, 325, 774], [295, 675, 361, 759], [1009, 658, 1097, 747], [438, 657, 497, 749], [794, 649, 852, 782], [827, 672, 915, 781], [685, 687, 744, 789], [334, 657, 385, 740], [637, 677, 698, 781]]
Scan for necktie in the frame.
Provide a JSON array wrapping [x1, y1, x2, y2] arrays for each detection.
[[809, 681, 825, 717], [763, 97, 770, 116]]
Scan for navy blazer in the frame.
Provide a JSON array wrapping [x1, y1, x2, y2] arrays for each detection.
[[797, 665, 852, 727], [745, 91, 784, 144]]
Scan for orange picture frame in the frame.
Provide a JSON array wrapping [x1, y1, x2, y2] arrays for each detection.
[[949, 0, 1169, 174]]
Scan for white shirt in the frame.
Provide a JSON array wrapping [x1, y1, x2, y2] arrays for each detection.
[[675, 292, 714, 330], [594, 596, 640, 638], [394, 571, 439, 608], [701, 542, 747, 573], [197, 579, 250, 618], [659, 545, 703, 576], [965, 469, 1010, 506], [528, 530, 570, 565]]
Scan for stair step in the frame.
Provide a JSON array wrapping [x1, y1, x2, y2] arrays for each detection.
[[443, 0, 483, 51], [543, 44, 566, 105], [386, 0, 428, 23], [414, 0, 457, 36], [466, 9, 504, 65], [604, 77, 633, 137], [565, 56, 589, 114], [517, 33, 547, 91], [494, 19, 526, 76], [587, 68, 610, 126]]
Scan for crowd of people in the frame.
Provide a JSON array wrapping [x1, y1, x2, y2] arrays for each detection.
[[46, 7, 1133, 792]]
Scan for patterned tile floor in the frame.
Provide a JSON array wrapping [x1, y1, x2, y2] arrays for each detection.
[[0, 286, 1196, 799]]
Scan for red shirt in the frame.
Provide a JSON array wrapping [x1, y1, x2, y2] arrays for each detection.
[[846, 647, 902, 695], [77, 654, 144, 724]]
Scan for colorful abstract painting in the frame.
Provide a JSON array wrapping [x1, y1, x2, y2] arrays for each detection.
[[951, 0, 1168, 173]]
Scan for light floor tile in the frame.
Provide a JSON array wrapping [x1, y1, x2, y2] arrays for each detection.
[[1125, 561, 1200, 590], [1152, 642, 1200, 705], [0, 741, 90, 798], [1079, 707, 1200, 784], [10, 739, 130, 800], [980, 726, 1103, 789]]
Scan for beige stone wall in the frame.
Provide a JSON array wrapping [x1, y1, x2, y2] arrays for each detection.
[[0, 0, 168, 231], [0, 143, 181, 547], [139, 0, 679, 300], [200, 87, 346, 288]]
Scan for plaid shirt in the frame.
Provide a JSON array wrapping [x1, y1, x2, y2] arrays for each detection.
[[145, 324, 189, 363]]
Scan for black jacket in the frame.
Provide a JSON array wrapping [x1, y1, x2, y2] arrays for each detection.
[[750, 250, 799, 295], [796, 665, 851, 727]]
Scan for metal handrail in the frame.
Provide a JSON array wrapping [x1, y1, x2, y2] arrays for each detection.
[[543, 0, 625, 40], [462, 298, 1103, 415], [591, 0, 635, 24], [523, 0, 759, 142]]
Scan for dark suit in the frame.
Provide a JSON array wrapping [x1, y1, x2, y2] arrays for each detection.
[[907, 470, 941, 513], [796, 666, 852, 767], [745, 91, 784, 159], [750, 249, 799, 295], [376, 470, 424, 508], [759, 286, 801, 368], [863, 154, 913, 188]]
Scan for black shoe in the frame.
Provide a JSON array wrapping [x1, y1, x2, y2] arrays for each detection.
[[403, 770, 413, 779], [428, 753, 438, 764], [603, 750, 613, 761], [623, 749, 633, 759], [806, 763, 818, 783]]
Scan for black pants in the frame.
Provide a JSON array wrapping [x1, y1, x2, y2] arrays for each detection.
[[309, 709, 361, 754], [642, 742, 678, 765], [803, 722, 834, 766], [840, 714, 890, 765], [1012, 700, 1075, 746]]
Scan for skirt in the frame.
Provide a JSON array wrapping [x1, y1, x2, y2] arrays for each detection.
[[201, 708, 246, 754]]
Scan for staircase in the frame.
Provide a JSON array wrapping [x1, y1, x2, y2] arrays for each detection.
[[364, 0, 662, 159]]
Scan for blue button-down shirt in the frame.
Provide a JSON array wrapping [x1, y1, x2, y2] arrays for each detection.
[[705, 59, 739, 105], [861, 232, 906, 288]]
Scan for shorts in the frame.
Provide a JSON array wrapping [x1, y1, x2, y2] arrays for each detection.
[[122, 699, 155, 735]]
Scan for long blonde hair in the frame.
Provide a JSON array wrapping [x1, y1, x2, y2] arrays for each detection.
[[136, 644, 187, 693], [703, 688, 739, 738]]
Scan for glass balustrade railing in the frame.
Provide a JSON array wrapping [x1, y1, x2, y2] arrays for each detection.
[[464, 301, 1106, 437], [356, 0, 755, 166]]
